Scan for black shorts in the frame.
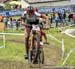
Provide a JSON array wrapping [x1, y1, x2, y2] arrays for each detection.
[[27, 19, 39, 25]]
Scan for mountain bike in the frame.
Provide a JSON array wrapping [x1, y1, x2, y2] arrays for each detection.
[[28, 24, 44, 65]]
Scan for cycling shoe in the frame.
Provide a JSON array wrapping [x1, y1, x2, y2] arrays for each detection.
[[44, 42, 49, 45], [24, 55, 28, 59]]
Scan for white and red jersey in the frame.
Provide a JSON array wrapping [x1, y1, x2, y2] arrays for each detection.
[[22, 9, 43, 23]]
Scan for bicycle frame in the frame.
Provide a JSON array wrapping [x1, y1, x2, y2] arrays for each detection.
[[29, 25, 40, 51], [28, 24, 44, 65]]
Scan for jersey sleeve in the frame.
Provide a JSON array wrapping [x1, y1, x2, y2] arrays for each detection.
[[22, 11, 27, 17], [34, 11, 46, 18], [34, 11, 41, 17]]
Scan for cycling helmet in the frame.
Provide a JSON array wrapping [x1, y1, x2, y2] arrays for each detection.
[[27, 6, 34, 13]]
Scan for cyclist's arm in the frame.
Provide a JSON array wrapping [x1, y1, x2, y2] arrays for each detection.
[[22, 11, 27, 17], [42, 14, 49, 25], [21, 11, 27, 22], [35, 11, 48, 24]]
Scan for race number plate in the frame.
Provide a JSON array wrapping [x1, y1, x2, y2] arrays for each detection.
[[32, 25, 40, 31], [40, 42, 43, 45]]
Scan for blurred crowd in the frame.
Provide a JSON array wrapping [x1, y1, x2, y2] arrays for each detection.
[[0, 15, 22, 30], [47, 11, 75, 28], [0, 10, 75, 30]]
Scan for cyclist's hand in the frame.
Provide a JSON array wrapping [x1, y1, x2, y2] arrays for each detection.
[[21, 23, 26, 26]]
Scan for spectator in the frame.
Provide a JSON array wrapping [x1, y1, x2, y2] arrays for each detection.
[[3, 16, 9, 29], [58, 12, 63, 23], [55, 13, 59, 27], [63, 12, 66, 22], [7, 19, 11, 29], [50, 14, 53, 24], [72, 14, 75, 25], [0, 14, 3, 22], [68, 13, 73, 22], [12, 19, 16, 30], [9, 17, 13, 29], [16, 19, 20, 30], [53, 12, 55, 20]]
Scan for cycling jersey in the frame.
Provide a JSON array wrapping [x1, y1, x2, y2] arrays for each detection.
[[22, 10, 42, 25]]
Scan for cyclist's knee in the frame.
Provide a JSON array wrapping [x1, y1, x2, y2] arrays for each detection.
[[25, 29, 29, 36], [25, 35, 29, 40]]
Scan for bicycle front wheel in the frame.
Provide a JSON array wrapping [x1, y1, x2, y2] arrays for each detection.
[[33, 32, 40, 64], [39, 50, 44, 64]]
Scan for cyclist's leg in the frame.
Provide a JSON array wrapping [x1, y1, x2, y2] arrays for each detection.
[[24, 25, 32, 59], [40, 28, 47, 42]]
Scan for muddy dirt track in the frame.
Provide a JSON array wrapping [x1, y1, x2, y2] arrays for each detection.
[[0, 60, 74, 69], [0, 38, 73, 69]]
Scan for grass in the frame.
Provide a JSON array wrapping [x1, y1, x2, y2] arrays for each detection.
[[47, 27, 75, 66], [0, 26, 75, 66], [0, 41, 25, 61]]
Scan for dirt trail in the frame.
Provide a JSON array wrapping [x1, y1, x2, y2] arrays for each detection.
[[44, 44, 61, 66], [0, 38, 62, 69]]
